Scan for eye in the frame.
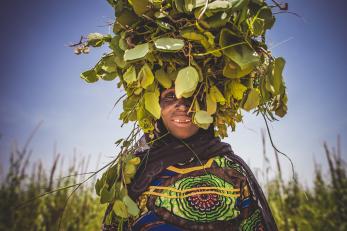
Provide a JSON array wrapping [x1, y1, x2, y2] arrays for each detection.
[[163, 92, 176, 101]]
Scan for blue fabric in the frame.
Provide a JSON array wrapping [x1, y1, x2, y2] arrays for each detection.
[[132, 211, 183, 231]]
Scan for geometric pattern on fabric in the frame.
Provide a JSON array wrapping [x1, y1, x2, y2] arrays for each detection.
[[151, 174, 241, 222], [239, 209, 265, 231], [132, 155, 266, 231]]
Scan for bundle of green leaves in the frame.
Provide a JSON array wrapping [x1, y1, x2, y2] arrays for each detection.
[[75, 0, 288, 226], [79, 0, 288, 138]]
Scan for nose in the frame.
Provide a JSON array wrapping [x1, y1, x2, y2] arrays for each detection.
[[175, 98, 191, 111]]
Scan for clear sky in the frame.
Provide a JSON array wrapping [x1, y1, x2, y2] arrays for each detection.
[[1, 0, 346, 186]]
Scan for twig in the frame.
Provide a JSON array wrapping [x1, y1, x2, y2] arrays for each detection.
[[271, 0, 288, 11], [261, 112, 295, 180]]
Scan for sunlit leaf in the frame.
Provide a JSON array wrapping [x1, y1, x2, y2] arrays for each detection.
[[124, 163, 136, 177], [230, 81, 247, 100], [128, 157, 141, 165], [113, 200, 129, 218], [242, 88, 260, 111], [139, 64, 154, 89], [124, 43, 149, 61], [272, 57, 285, 95], [154, 38, 184, 51], [123, 66, 137, 84], [175, 66, 199, 98], [87, 33, 104, 47], [194, 110, 213, 129], [123, 195, 140, 216], [144, 91, 161, 119], [207, 1, 232, 12], [210, 85, 226, 105], [206, 93, 217, 115]]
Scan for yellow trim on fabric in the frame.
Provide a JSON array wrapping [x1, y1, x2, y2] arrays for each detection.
[[143, 190, 240, 199], [166, 158, 214, 174], [148, 186, 240, 193]]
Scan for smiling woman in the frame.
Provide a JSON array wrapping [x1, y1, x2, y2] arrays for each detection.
[[75, 0, 289, 230], [101, 87, 277, 231]]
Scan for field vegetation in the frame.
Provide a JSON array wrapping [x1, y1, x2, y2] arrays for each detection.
[[0, 134, 346, 230]]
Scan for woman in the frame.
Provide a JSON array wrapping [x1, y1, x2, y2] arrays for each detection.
[[103, 87, 278, 231]]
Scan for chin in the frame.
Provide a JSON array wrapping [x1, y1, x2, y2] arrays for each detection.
[[169, 127, 199, 139]]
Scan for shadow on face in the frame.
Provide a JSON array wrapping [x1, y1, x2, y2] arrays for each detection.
[[160, 88, 199, 139]]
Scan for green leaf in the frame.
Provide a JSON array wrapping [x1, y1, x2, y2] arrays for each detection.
[[154, 38, 185, 51], [272, 57, 285, 95], [258, 6, 275, 30], [194, 110, 213, 129], [139, 64, 154, 89], [174, 0, 185, 12], [251, 18, 265, 36], [100, 72, 118, 81], [155, 68, 172, 88], [180, 28, 213, 53], [87, 33, 104, 47], [230, 0, 249, 11], [128, 0, 152, 16], [207, 1, 233, 12], [110, 35, 124, 56], [124, 43, 150, 61], [184, 0, 206, 12], [81, 69, 98, 83], [113, 9, 138, 33], [223, 59, 252, 78], [124, 163, 136, 176], [210, 85, 226, 105], [95, 178, 104, 196], [242, 88, 260, 111], [101, 56, 117, 73], [123, 195, 140, 216], [144, 91, 161, 119], [198, 11, 231, 29], [219, 29, 259, 76], [175, 66, 199, 98], [275, 92, 288, 117], [206, 93, 217, 115], [123, 66, 137, 84], [123, 95, 140, 111], [100, 184, 115, 204], [113, 200, 129, 218], [230, 81, 247, 100]]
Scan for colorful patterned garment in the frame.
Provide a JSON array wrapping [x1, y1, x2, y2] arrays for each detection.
[[131, 155, 266, 231]]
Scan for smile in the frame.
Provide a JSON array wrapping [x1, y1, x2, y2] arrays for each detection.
[[173, 119, 191, 123]]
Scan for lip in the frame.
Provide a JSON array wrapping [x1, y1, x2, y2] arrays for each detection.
[[171, 115, 193, 127]]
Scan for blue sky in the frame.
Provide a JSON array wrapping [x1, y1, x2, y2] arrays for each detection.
[[1, 0, 346, 186]]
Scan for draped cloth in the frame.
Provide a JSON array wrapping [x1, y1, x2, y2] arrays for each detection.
[[103, 122, 278, 231]]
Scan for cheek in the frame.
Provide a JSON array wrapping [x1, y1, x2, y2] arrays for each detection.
[[160, 107, 171, 127]]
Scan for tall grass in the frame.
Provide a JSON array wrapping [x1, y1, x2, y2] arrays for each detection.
[[266, 135, 347, 231], [0, 132, 346, 230], [0, 137, 105, 231]]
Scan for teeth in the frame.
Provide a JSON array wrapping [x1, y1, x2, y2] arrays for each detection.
[[174, 119, 191, 123]]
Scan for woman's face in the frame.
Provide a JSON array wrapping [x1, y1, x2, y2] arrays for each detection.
[[160, 88, 199, 139]]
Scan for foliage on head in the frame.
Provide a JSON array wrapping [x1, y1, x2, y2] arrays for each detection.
[[75, 0, 288, 138]]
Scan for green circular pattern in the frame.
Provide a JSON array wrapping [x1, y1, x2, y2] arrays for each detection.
[[155, 174, 240, 222]]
